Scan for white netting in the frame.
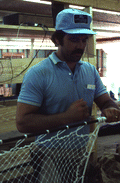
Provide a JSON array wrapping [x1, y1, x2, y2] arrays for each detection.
[[0, 119, 105, 183]]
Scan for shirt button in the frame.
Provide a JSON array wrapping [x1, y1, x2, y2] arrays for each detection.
[[69, 73, 72, 75]]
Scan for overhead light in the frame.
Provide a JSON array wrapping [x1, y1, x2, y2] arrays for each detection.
[[95, 31, 120, 38], [69, 5, 84, 10], [23, 0, 52, 5], [69, 5, 120, 15], [0, 37, 57, 50], [93, 8, 120, 15]]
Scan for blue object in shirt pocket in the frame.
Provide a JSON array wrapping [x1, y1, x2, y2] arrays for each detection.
[[83, 85, 96, 107]]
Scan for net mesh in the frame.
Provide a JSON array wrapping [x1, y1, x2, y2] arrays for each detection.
[[0, 59, 13, 84], [0, 121, 102, 183], [0, 105, 17, 134]]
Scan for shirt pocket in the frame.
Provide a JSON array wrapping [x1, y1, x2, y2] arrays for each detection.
[[83, 87, 95, 107]]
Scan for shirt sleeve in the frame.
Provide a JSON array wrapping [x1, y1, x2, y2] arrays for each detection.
[[18, 67, 44, 107]]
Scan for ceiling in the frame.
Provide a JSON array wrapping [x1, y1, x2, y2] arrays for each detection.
[[0, 0, 120, 41]]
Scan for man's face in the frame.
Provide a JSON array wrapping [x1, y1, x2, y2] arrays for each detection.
[[59, 34, 88, 63]]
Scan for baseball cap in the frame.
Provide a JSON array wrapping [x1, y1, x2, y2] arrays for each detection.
[[55, 8, 96, 35]]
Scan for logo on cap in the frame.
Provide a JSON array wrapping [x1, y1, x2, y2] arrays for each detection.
[[74, 15, 88, 24]]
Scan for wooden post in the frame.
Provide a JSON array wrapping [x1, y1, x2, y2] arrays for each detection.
[[29, 38, 34, 59], [84, 7, 98, 164]]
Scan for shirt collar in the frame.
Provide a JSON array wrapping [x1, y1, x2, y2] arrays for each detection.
[[49, 52, 62, 64], [49, 52, 83, 65]]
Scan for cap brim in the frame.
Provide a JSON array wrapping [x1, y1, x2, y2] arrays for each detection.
[[62, 28, 96, 35]]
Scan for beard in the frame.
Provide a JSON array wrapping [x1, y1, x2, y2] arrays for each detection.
[[64, 49, 84, 63]]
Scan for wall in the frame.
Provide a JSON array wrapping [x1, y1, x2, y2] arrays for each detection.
[[97, 40, 120, 98]]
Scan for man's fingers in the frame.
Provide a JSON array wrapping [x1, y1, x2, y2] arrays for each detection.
[[103, 108, 120, 122], [66, 99, 90, 122], [78, 99, 87, 106]]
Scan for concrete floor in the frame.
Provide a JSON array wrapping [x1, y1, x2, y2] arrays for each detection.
[[97, 134, 120, 157]]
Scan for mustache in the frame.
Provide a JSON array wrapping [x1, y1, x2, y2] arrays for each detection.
[[72, 49, 84, 55]]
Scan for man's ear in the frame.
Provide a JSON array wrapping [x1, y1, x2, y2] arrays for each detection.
[[55, 38, 60, 46]]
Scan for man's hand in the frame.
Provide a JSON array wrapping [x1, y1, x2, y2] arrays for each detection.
[[102, 107, 120, 122], [65, 99, 90, 122]]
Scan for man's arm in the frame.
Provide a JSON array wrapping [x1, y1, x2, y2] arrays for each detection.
[[94, 93, 120, 122], [16, 99, 89, 134]]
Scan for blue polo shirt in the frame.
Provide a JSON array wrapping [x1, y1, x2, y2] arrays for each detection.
[[18, 52, 107, 142], [18, 52, 106, 113]]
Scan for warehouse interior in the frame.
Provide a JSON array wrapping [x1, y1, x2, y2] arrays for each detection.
[[0, 1, 120, 183]]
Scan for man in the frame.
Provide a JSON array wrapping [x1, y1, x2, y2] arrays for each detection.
[[16, 8, 120, 134], [16, 8, 120, 183]]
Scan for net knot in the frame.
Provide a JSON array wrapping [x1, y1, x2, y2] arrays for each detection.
[[66, 125, 69, 129], [46, 130, 50, 134], [97, 117, 106, 123], [24, 134, 28, 138]]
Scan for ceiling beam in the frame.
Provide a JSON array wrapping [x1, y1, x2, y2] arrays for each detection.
[[53, 0, 120, 13], [0, 24, 55, 38], [0, 0, 120, 15], [97, 37, 120, 42], [0, 0, 52, 16]]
